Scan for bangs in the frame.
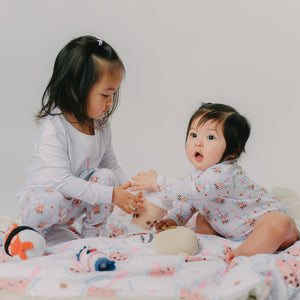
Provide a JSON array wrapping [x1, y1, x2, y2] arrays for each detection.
[[93, 57, 125, 83], [196, 111, 232, 129]]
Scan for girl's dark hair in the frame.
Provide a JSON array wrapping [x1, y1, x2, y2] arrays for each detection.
[[36, 35, 125, 128], [186, 103, 251, 161]]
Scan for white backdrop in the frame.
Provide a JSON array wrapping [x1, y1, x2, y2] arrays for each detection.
[[1, 0, 299, 217]]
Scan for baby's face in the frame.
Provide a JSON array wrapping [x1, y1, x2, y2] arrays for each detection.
[[185, 116, 226, 171]]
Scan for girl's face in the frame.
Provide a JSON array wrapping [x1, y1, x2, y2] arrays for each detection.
[[86, 69, 123, 120], [186, 116, 226, 171]]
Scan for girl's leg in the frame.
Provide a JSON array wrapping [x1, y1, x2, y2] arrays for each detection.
[[225, 211, 298, 263], [81, 168, 118, 238], [20, 188, 79, 237], [7, 189, 79, 259]]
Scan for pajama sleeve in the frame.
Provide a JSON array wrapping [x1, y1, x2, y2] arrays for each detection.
[[166, 202, 196, 226], [155, 165, 235, 205], [37, 121, 113, 204]]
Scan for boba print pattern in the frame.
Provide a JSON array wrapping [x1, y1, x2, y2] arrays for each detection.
[[157, 160, 289, 241], [20, 168, 118, 238], [1, 216, 300, 300]]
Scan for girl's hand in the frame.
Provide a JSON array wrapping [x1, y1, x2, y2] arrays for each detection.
[[155, 218, 178, 232], [112, 182, 144, 214], [131, 169, 158, 192]]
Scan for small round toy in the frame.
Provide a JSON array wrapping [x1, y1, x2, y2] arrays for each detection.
[[153, 226, 199, 255], [4, 223, 46, 260], [76, 246, 116, 271]]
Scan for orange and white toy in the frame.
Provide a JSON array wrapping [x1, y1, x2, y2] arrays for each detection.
[[4, 223, 46, 260]]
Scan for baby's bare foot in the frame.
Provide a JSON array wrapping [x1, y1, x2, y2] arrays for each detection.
[[225, 248, 237, 264]]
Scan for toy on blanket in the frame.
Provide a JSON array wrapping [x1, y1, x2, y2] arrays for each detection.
[[76, 246, 116, 271], [4, 223, 46, 260], [156, 224, 178, 233], [153, 226, 199, 255]]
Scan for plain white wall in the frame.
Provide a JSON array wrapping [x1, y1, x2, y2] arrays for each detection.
[[1, 0, 299, 218]]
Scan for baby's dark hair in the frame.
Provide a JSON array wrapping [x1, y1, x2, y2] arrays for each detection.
[[186, 103, 251, 161], [36, 35, 125, 128]]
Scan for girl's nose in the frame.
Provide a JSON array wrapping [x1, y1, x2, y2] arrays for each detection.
[[107, 95, 113, 104], [105, 96, 113, 108]]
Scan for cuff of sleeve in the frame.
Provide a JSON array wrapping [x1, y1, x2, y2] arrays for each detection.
[[143, 191, 173, 211], [155, 175, 165, 191], [154, 175, 174, 210], [166, 214, 181, 225], [95, 185, 114, 204]]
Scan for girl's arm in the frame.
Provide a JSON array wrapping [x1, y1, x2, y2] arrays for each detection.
[[36, 120, 132, 206]]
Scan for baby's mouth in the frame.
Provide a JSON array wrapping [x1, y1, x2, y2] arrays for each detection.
[[194, 152, 203, 161]]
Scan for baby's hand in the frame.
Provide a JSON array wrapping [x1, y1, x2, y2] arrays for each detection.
[[155, 218, 178, 232], [131, 169, 158, 192], [112, 182, 144, 214]]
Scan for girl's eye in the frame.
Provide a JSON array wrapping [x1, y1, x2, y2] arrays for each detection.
[[102, 94, 109, 98], [208, 135, 215, 140]]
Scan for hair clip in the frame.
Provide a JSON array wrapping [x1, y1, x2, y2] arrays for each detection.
[[98, 39, 103, 46]]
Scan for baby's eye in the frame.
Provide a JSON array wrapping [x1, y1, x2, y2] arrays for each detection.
[[190, 133, 197, 138], [208, 135, 215, 140]]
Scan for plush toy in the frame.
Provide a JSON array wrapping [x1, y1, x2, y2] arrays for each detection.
[[156, 224, 178, 233], [76, 246, 116, 271], [271, 186, 300, 220], [153, 226, 199, 255], [129, 195, 199, 255], [4, 223, 46, 260]]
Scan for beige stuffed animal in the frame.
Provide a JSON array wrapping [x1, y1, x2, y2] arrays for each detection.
[[153, 226, 199, 255], [130, 197, 199, 255]]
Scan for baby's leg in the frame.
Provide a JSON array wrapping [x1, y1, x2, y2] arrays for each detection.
[[225, 211, 298, 263], [131, 191, 169, 231], [195, 213, 220, 236]]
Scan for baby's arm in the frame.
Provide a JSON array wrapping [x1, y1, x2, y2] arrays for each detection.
[[155, 218, 178, 231], [167, 202, 196, 226], [131, 166, 234, 213], [155, 202, 195, 230], [131, 170, 158, 192]]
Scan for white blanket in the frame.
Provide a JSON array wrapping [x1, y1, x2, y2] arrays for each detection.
[[1, 187, 300, 300]]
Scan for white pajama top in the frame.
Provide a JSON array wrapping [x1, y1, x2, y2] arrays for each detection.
[[16, 110, 127, 205]]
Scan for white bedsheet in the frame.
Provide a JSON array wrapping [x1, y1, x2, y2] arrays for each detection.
[[0, 209, 300, 300]]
